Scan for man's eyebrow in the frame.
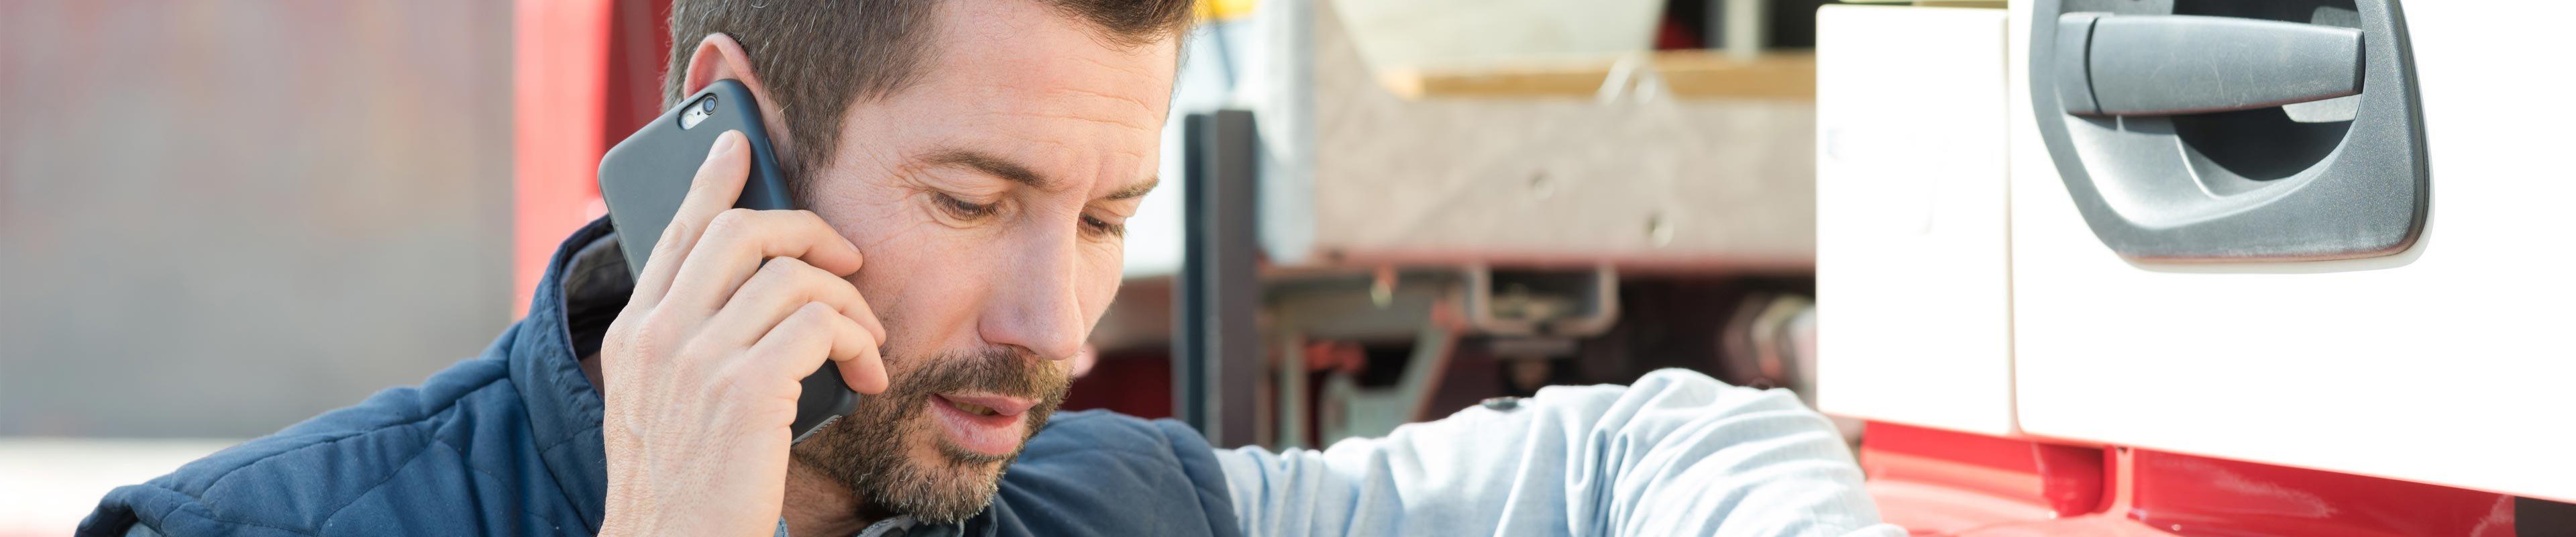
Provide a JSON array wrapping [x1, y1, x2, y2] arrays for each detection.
[[923, 148, 1052, 191], [920, 147, 1157, 201], [1107, 177, 1159, 201]]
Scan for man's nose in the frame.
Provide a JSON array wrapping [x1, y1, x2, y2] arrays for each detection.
[[979, 234, 1088, 362]]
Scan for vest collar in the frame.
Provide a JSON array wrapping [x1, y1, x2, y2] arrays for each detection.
[[506, 216, 619, 532]]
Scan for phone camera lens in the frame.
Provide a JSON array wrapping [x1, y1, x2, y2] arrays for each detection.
[[700, 96, 718, 113]]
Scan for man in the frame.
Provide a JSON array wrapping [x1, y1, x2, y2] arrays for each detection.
[[81, 1, 1896, 535]]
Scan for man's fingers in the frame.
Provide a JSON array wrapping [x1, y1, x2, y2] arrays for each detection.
[[841, 336, 888, 395], [630, 130, 751, 307], [701, 256, 889, 350], [747, 302, 890, 396], [659, 209, 865, 320]]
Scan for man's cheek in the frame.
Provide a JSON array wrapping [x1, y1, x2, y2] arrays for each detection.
[[853, 251, 980, 343], [1075, 252, 1122, 326], [848, 211, 949, 260]]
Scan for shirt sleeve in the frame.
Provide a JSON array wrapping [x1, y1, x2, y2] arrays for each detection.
[[1211, 369, 1904, 537]]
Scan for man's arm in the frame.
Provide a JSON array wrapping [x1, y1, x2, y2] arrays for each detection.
[[1213, 369, 1901, 536]]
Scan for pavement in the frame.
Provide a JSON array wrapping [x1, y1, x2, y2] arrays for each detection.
[[0, 438, 237, 537]]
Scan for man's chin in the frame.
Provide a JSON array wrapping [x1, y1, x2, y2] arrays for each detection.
[[932, 436, 1020, 467], [792, 344, 1072, 524], [794, 409, 1043, 525], [890, 426, 1039, 522]]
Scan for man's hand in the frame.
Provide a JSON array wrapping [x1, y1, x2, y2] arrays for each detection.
[[597, 130, 891, 536]]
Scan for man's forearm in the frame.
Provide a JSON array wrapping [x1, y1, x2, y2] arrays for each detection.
[[1212, 369, 1901, 536]]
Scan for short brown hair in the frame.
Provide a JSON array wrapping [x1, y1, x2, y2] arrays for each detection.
[[663, 0, 1196, 193]]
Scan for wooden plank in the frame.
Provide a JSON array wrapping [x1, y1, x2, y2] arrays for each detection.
[[1301, 1, 1819, 271], [1379, 50, 1816, 101]]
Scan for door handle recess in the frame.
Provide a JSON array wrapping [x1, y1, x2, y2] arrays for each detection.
[[2057, 13, 2364, 117], [2027, 0, 2425, 262]]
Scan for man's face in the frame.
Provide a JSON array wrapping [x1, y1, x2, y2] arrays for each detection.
[[784, 0, 1174, 524]]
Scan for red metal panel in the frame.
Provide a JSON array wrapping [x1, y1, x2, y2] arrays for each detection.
[[511, 0, 669, 314], [1059, 351, 1175, 419], [511, 0, 614, 313], [2127, 450, 2515, 536], [1863, 421, 2529, 536], [1862, 422, 2094, 534], [605, 0, 672, 132], [2033, 442, 2108, 516]]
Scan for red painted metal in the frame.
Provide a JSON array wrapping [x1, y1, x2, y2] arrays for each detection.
[[1860, 421, 2528, 536], [1863, 422, 2112, 512], [2125, 449, 2515, 536], [1059, 351, 1175, 419], [511, 0, 668, 314], [512, 0, 611, 313], [2032, 442, 2107, 516], [1860, 422, 2082, 533]]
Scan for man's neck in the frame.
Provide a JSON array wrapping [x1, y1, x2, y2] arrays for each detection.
[[784, 458, 878, 536]]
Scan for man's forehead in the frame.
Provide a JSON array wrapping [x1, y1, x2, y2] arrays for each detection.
[[870, 0, 1177, 200]]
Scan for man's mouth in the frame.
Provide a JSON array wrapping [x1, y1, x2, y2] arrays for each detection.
[[928, 393, 1037, 457]]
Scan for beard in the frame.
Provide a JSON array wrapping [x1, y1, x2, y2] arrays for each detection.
[[790, 345, 1071, 525]]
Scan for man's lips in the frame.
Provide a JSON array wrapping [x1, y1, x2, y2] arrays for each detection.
[[934, 393, 1036, 417], [928, 393, 1036, 457]]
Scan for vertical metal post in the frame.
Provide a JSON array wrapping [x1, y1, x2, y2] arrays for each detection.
[[1174, 110, 1260, 448]]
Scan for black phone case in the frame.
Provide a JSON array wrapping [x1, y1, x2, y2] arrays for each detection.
[[596, 79, 855, 440]]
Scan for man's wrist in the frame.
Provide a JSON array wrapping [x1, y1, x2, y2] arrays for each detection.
[[599, 482, 663, 536]]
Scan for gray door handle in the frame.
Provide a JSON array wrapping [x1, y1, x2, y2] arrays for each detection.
[[2027, 0, 2425, 262], [2057, 13, 2364, 117]]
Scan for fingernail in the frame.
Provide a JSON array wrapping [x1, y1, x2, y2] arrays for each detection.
[[712, 130, 742, 156]]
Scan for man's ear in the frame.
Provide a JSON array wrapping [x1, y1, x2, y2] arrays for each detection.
[[680, 33, 798, 164]]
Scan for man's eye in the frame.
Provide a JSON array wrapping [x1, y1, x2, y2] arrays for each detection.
[[1081, 214, 1125, 238], [935, 193, 999, 220]]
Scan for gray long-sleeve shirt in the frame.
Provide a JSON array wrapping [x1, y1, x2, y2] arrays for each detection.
[[1212, 369, 1901, 536]]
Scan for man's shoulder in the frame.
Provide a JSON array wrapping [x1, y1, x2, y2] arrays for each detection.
[[79, 356, 584, 536], [985, 409, 1242, 537], [1023, 409, 1206, 452], [1012, 409, 1230, 477]]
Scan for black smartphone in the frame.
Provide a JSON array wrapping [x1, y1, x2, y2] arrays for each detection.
[[597, 79, 855, 440]]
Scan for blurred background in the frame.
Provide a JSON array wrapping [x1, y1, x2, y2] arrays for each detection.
[[1, 1, 518, 440], [3, 3, 520, 534]]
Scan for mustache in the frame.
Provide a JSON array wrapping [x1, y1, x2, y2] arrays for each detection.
[[880, 346, 1070, 405]]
